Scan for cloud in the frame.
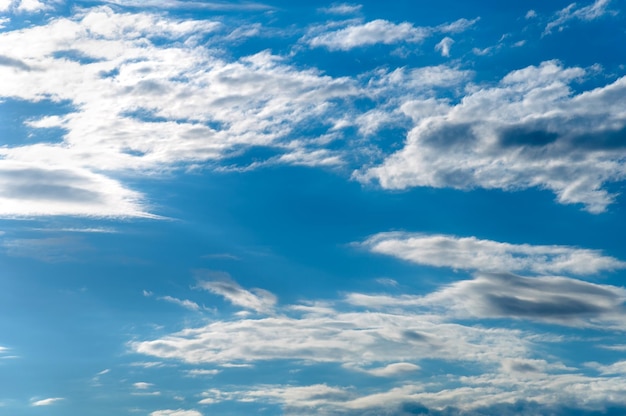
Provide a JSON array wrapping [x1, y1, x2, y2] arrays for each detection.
[[198, 375, 626, 415], [420, 272, 626, 327], [0, 7, 360, 216], [362, 232, 626, 275], [435, 37, 454, 57], [31, 397, 64, 406], [150, 410, 202, 416], [196, 272, 277, 313], [158, 296, 202, 311], [133, 382, 154, 389], [0, 161, 152, 218], [319, 3, 362, 15], [545, 0, 615, 35], [99, 0, 271, 11], [361, 61, 626, 213], [132, 279, 534, 368], [307, 17, 476, 51], [308, 19, 430, 51]]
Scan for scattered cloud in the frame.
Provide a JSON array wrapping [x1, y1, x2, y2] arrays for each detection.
[[435, 37, 454, 57], [308, 17, 476, 51], [196, 272, 277, 313], [31, 397, 64, 406], [361, 60, 626, 213], [133, 382, 154, 389], [158, 296, 202, 311], [362, 232, 626, 275], [319, 3, 362, 15], [308, 19, 430, 51], [545, 0, 615, 35]]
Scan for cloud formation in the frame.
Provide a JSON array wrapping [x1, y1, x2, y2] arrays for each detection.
[[362, 232, 626, 275], [31, 397, 64, 406], [545, 0, 614, 34], [362, 61, 626, 213]]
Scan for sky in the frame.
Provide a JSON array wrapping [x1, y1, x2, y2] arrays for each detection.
[[1, 0, 626, 415]]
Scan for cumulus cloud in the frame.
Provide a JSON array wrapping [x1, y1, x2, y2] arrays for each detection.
[[0, 6, 357, 217], [545, 0, 615, 35], [362, 232, 626, 275], [362, 60, 626, 213], [31, 397, 64, 406]]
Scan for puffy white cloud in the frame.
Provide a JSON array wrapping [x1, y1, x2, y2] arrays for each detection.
[[362, 232, 626, 275], [362, 61, 626, 213]]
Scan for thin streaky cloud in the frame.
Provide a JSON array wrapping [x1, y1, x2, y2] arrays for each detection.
[[362, 232, 626, 275]]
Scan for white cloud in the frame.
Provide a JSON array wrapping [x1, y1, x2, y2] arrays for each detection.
[[308, 19, 430, 51], [16, 0, 47, 12], [150, 410, 203, 416], [362, 232, 626, 275], [545, 0, 614, 34], [196, 273, 277, 313], [0, 6, 358, 217], [132, 280, 534, 368], [319, 3, 362, 15], [198, 373, 626, 415], [158, 296, 201, 311], [31, 397, 64, 406], [185, 369, 221, 377], [133, 382, 153, 389], [435, 36, 454, 57], [525, 9, 537, 19], [361, 61, 626, 213]]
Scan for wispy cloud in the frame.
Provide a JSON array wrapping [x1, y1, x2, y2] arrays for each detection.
[[150, 409, 202, 416], [158, 296, 202, 311], [307, 17, 476, 51], [545, 0, 615, 35], [319, 3, 362, 15], [196, 272, 277, 313], [31, 397, 64, 406], [362, 232, 626, 275]]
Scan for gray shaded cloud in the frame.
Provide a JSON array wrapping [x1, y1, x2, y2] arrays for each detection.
[[424, 272, 626, 326], [0, 55, 31, 71]]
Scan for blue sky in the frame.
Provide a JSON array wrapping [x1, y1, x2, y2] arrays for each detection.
[[1, 0, 626, 415]]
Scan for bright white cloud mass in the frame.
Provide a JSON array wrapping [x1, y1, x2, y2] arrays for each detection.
[[1, 1, 626, 415]]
